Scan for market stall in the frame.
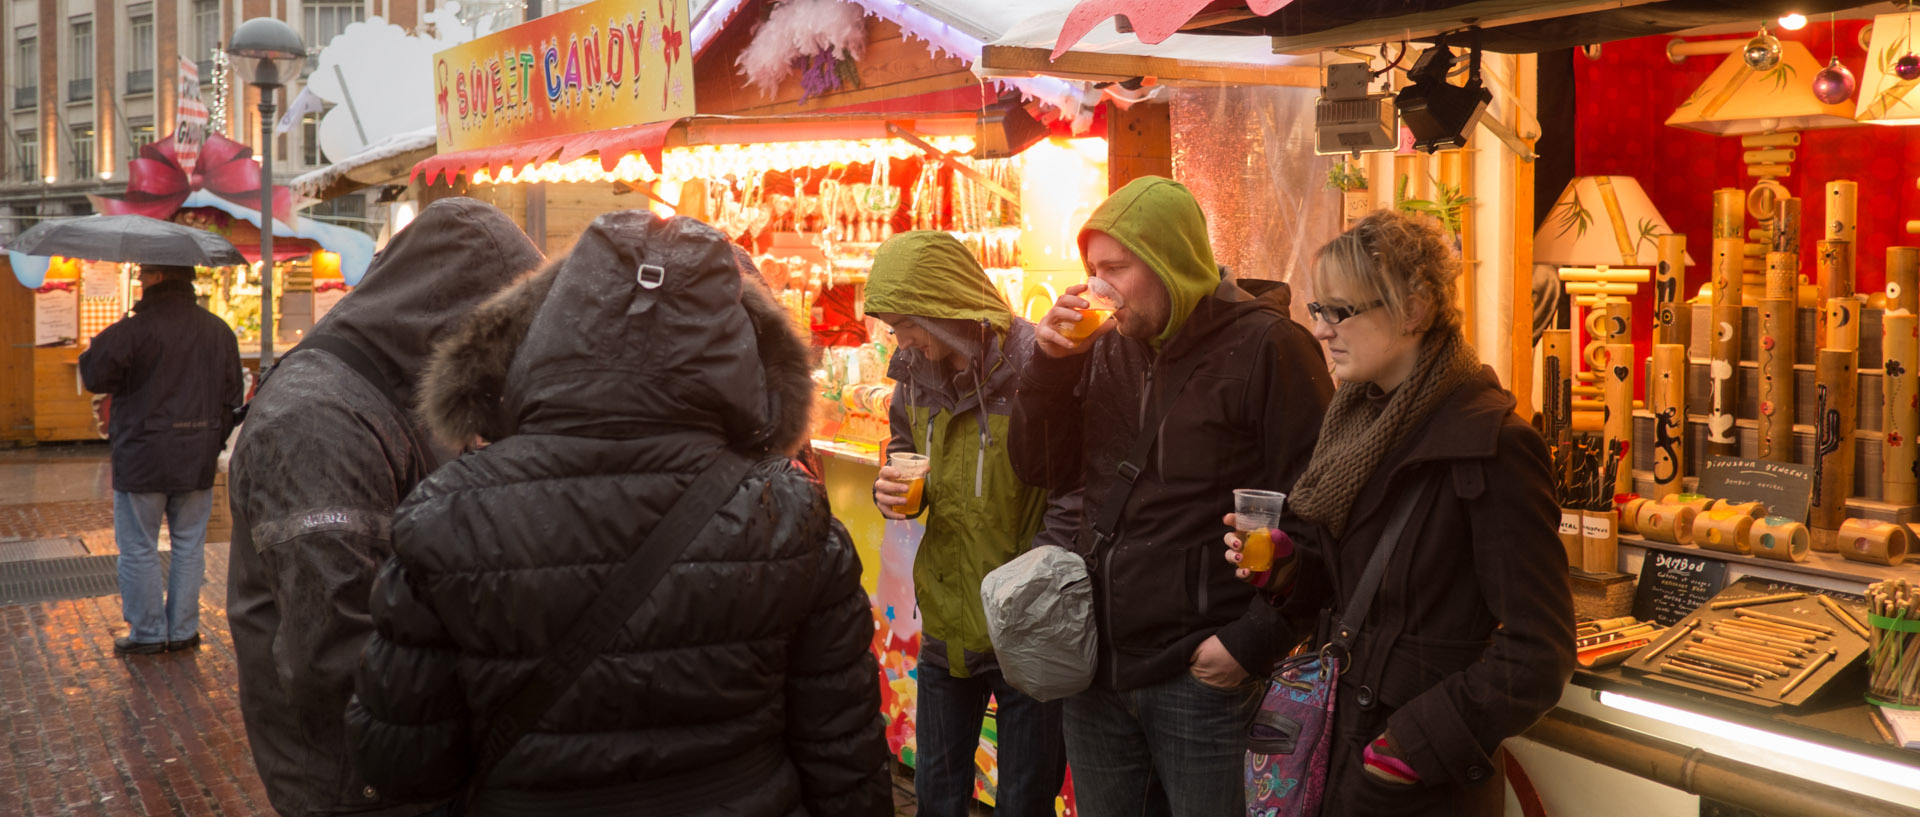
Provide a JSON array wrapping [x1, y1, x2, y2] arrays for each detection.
[[1069, 1, 1920, 813]]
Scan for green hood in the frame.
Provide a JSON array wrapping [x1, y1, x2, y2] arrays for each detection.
[[1078, 176, 1219, 350], [864, 230, 1012, 335]]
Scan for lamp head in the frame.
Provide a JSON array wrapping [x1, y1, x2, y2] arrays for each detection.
[[1394, 40, 1491, 154], [227, 17, 306, 89]]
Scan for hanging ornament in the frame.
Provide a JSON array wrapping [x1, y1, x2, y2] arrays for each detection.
[[1897, 53, 1920, 81], [209, 49, 231, 136], [1812, 56, 1856, 104], [1743, 27, 1782, 71]]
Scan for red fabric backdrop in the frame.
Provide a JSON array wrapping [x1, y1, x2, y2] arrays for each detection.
[[1571, 21, 1920, 385]]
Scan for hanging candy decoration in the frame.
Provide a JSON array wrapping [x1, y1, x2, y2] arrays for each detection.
[[1744, 26, 1782, 70], [1813, 56, 1857, 104]]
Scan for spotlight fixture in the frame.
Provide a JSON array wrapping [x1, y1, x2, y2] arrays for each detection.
[[1314, 61, 1398, 156], [1394, 36, 1492, 154], [1778, 13, 1807, 31]]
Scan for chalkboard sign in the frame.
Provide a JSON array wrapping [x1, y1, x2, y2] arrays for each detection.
[[1697, 456, 1814, 523], [1631, 550, 1729, 626]]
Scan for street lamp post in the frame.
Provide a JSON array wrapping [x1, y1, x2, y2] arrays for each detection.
[[227, 19, 305, 367]]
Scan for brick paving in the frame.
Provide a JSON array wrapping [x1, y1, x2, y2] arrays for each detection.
[[0, 446, 930, 817]]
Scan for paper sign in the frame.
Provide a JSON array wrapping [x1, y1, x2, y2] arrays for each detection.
[[176, 57, 208, 178], [80, 262, 120, 299], [1583, 514, 1614, 538], [34, 288, 78, 346], [1559, 512, 1581, 537], [1697, 456, 1814, 523]]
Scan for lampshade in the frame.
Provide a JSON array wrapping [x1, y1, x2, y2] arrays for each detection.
[[1536, 176, 1692, 267], [227, 18, 306, 88], [1667, 40, 1856, 135], [1856, 11, 1920, 125]]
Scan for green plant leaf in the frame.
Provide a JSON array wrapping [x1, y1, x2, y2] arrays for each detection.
[[1552, 194, 1592, 239]]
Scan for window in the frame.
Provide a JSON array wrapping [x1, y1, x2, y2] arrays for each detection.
[[302, 0, 364, 54], [128, 12, 154, 94], [302, 112, 322, 165], [128, 120, 156, 154], [16, 130, 37, 181], [70, 127, 93, 179], [69, 19, 92, 100], [192, 0, 220, 66], [14, 27, 36, 109]]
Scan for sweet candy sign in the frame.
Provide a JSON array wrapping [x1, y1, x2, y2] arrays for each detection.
[[433, 0, 692, 153]]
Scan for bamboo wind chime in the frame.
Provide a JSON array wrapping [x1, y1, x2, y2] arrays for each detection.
[[1708, 187, 1746, 458], [1757, 197, 1801, 462], [1809, 181, 1859, 550]]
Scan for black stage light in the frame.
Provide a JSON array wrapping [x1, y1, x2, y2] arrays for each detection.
[[1394, 38, 1492, 154]]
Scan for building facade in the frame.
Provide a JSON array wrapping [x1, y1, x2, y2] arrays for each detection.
[[0, 0, 441, 240]]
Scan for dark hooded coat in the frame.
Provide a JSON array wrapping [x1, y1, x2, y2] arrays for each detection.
[[79, 277, 243, 494], [226, 198, 544, 817], [345, 212, 890, 817]]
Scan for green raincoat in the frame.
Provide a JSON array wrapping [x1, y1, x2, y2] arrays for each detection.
[[867, 231, 1051, 676]]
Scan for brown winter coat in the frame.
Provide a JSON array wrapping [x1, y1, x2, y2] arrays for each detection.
[[1278, 367, 1575, 817]]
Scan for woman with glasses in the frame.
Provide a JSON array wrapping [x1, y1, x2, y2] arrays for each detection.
[[1227, 210, 1575, 816]]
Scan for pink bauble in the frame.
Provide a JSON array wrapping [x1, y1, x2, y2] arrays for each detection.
[[1812, 57, 1855, 104]]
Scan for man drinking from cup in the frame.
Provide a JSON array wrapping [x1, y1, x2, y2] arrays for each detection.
[[1009, 176, 1334, 816], [867, 231, 1077, 817]]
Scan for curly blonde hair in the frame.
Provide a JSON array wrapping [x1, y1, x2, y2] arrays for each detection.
[[1310, 209, 1461, 336]]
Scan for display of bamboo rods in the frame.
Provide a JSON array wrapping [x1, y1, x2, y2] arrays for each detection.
[[1779, 648, 1838, 698], [1677, 649, 1786, 677], [1708, 625, 1813, 651], [1660, 662, 1757, 690], [1656, 234, 1689, 345], [1818, 594, 1872, 639], [1576, 623, 1657, 650], [1715, 620, 1817, 644], [1866, 579, 1920, 707], [1734, 608, 1835, 635], [1578, 616, 1640, 636], [1758, 296, 1796, 461], [1696, 636, 1807, 665], [1642, 619, 1697, 660], [1708, 591, 1806, 609], [1815, 240, 1852, 343], [1809, 346, 1857, 542], [1669, 656, 1764, 684], [1889, 310, 1919, 506]]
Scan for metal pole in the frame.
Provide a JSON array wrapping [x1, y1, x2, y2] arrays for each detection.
[[258, 93, 275, 367]]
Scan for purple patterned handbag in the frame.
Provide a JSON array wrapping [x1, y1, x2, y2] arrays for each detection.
[[1244, 650, 1338, 815], [1243, 480, 1433, 817]]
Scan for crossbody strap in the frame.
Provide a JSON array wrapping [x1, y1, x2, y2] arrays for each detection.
[[1088, 350, 1207, 564], [1329, 476, 1439, 652], [466, 451, 755, 793]]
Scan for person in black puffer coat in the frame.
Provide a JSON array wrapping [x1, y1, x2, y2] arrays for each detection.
[[345, 211, 891, 817]]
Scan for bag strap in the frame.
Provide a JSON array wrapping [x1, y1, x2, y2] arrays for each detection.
[[1088, 350, 1207, 562], [1329, 477, 1438, 653], [466, 451, 755, 793]]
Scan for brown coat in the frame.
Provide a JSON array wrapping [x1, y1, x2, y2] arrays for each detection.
[[1281, 368, 1575, 817]]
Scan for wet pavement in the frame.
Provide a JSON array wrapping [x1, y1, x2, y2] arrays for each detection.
[[0, 442, 925, 816]]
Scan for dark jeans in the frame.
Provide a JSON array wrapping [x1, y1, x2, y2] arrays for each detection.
[[1061, 670, 1261, 817], [915, 663, 1065, 817]]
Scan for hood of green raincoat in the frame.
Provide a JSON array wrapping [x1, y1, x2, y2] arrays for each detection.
[[864, 231, 1013, 337], [1078, 176, 1219, 350]]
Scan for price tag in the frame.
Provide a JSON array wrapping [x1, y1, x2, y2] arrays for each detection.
[[1560, 512, 1582, 537]]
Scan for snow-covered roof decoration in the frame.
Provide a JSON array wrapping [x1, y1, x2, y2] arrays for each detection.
[[291, 127, 438, 201]]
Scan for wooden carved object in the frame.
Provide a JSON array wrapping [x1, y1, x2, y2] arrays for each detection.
[[1809, 347, 1857, 548], [1837, 518, 1910, 566], [1650, 344, 1687, 493], [1714, 188, 1746, 241], [1712, 238, 1746, 307], [1656, 234, 1690, 346], [1758, 296, 1797, 461], [1636, 501, 1698, 546], [1827, 296, 1860, 352], [1695, 509, 1755, 555], [1604, 342, 1636, 495], [1543, 329, 1574, 458], [1708, 303, 1743, 457], [1816, 240, 1852, 343], [1891, 247, 1919, 314], [1886, 310, 1919, 505], [1749, 517, 1811, 563], [1583, 508, 1619, 573]]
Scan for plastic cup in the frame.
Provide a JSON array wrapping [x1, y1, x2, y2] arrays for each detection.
[[890, 452, 930, 516], [1057, 278, 1123, 341], [1233, 489, 1287, 572]]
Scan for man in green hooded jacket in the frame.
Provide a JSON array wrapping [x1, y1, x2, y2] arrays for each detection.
[[1010, 177, 1333, 816], [867, 231, 1075, 817]]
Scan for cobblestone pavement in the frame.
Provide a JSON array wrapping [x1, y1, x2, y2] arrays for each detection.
[[0, 444, 927, 816]]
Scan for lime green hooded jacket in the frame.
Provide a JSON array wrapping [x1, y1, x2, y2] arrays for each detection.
[[1077, 176, 1223, 351], [866, 231, 1051, 675]]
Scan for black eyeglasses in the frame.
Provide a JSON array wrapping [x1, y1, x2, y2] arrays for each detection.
[[1306, 299, 1384, 326]]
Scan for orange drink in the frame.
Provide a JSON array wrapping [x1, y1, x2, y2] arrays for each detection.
[[888, 452, 931, 518], [1236, 528, 1275, 572], [1232, 488, 1286, 573], [899, 477, 927, 516], [1059, 308, 1112, 341]]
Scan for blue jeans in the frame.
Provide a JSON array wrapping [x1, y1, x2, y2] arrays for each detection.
[[1062, 670, 1261, 817], [113, 489, 212, 643], [915, 663, 1065, 817]]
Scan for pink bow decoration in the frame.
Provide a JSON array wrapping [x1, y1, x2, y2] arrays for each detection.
[[94, 131, 294, 226], [34, 280, 74, 294]]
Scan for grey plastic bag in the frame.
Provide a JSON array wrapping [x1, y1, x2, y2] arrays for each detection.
[[980, 545, 1096, 701]]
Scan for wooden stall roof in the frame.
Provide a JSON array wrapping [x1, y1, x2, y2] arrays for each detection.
[[694, 0, 981, 118]]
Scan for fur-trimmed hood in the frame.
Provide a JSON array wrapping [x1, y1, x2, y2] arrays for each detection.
[[417, 211, 814, 457]]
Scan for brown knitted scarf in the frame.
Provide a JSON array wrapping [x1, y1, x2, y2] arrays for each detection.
[[1290, 329, 1485, 538]]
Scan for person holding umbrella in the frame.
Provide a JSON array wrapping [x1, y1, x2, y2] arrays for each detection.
[[78, 262, 244, 655]]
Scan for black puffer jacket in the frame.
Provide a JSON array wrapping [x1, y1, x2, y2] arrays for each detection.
[[228, 198, 543, 817], [346, 212, 890, 817], [79, 278, 242, 493]]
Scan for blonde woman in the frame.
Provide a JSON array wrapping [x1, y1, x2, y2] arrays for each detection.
[[1228, 210, 1574, 816]]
